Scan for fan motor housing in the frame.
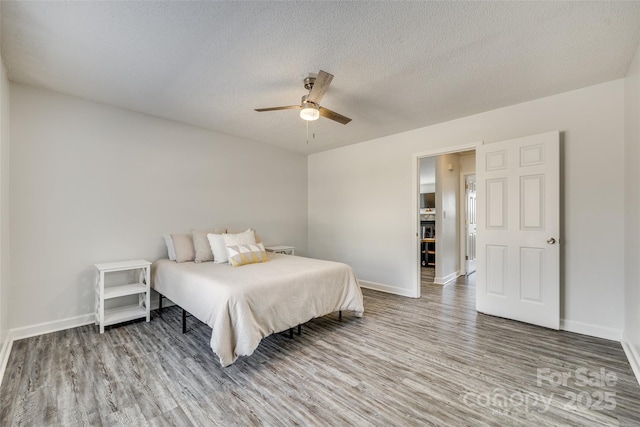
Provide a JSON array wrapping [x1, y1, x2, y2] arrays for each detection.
[[303, 74, 317, 91]]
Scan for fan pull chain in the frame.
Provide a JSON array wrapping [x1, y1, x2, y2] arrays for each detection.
[[305, 119, 317, 144]]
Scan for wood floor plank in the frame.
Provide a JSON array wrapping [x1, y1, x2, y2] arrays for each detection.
[[148, 405, 194, 427], [1, 271, 639, 426]]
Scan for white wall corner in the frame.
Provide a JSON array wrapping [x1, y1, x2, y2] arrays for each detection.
[[359, 280, 418, 298], [622, 333, 640, 386], [560, 318, 623, 342], [0, 331, 13, 388]]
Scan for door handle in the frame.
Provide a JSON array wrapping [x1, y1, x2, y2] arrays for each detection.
[[547, 237, 556, 245]]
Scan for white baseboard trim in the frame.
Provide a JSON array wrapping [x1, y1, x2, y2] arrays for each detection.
[[9, 298, 174, 342], [0, 332, 14, 388], [10, 313, 95, 341], [560, 319, 622, 341], [622, 333, 640, 386], [434, 271, 459, 286], [359, 280, 418, 298]]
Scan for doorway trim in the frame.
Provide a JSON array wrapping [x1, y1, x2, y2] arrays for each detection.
[[412, 141, 482, 298], [459, 172, 476, 276]]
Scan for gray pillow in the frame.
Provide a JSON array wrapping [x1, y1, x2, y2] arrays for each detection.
[[171, 233, 196, 263], [191, 228, 227, 263]]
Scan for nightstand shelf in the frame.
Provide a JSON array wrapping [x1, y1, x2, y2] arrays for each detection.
[[102, 282, 147, 299], [95, 259, 151, 333], [102, 305, 148, 327], [265, 245, 295, 255]]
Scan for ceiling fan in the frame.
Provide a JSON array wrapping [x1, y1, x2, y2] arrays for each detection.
[[255, 70, 352, 125]]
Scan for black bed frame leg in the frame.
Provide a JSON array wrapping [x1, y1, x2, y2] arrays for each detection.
[[339, 310, 342, 320], [182, 309, 187, 334], [297, 324, 301, 335], [288, 328, 293, 339], [158, 294, 163, 312]]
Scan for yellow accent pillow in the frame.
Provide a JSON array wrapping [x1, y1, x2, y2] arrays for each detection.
[[226, 243, 269, 267]]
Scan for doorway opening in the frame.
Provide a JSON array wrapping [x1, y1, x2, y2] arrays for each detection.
[[412, 142, 481, 298]]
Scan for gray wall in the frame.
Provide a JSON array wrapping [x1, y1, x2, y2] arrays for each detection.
[[434, 153, 459, 283], [8, 84, 308, 329], [624, 41, 640, 376], [0, 56, 9, 351], [309, 79, 625, 340]]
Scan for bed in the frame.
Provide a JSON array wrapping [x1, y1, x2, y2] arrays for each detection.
[[151, 253, 364, 367]]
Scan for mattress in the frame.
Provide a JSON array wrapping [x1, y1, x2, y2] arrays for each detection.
[[151, 253, 364, 366]]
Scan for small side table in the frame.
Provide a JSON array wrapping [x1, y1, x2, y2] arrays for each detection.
[[265, 245, 295, 256], [94, 259, 151, 333]]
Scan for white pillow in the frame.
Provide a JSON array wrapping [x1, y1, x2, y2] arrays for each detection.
[[163, 235, 177, 261], [222, 229, 257, 263], [223, 229, 256, 246], [227, 228, 262, 244], [207, 233, 229, 264]]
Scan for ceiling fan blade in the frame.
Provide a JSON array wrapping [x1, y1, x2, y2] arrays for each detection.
[[254, 105, 300, 112], [318, 106, 352, 125], [307, 70, 333, 104]]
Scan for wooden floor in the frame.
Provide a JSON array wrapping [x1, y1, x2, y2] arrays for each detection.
[[2, 269, 640, 426]]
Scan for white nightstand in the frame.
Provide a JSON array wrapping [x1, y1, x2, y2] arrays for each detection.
[[265, 245, 295, 256], [94, 259, 151, 333]]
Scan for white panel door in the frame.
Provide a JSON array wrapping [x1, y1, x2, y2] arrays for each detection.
[[476, 131, 559, 329]]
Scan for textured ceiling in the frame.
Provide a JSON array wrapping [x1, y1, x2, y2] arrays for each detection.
[[2, 2, 639, 154]]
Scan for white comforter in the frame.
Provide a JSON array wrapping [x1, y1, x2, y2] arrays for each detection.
[[151, 253, 364, 366]]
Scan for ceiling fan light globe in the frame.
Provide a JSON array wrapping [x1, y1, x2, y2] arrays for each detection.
[[300, 106, 320, 121]]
